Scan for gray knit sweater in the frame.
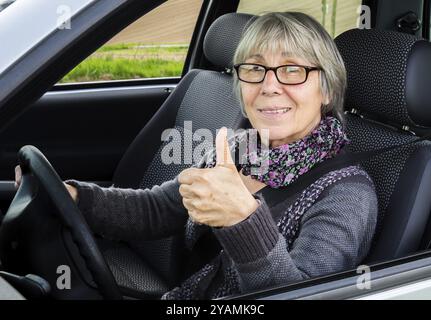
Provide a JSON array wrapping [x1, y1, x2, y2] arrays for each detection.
[[67, 166, 377, 298]]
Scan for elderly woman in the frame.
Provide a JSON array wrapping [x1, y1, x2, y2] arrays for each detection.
[[17, 12, 378, 299]]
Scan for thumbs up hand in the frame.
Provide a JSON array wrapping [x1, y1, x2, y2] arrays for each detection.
[[178, 127, 259, 227]]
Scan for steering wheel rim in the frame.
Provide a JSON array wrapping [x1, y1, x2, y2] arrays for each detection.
[[18, 145, 123, 300]]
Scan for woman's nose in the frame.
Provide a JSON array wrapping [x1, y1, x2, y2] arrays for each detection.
[[261, 69, 283, 95]]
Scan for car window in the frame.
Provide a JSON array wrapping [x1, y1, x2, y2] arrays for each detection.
[[0, 0, 16, 13], [0, 0, 94, 75], [59, 0, 202, 84], [237, 0, 363, 38]]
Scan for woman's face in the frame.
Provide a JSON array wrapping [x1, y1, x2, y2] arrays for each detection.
[[241, 50, 327, 148]]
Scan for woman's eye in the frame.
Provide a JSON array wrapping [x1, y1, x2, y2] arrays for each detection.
[[250, 66, 262, 72], [243, 66, 262, 73], [285, 67, 300, 73]]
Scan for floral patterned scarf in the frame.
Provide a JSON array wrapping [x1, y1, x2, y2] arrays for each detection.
[[203, 115, 349, 188]]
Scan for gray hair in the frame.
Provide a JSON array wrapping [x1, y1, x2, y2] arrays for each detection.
[[233, 12, 347, 124]]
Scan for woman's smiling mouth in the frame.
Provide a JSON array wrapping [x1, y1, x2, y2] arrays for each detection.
[[257, 107, 292, 119]]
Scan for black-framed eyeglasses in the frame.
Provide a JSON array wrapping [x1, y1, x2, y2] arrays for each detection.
[[233, 63, 321, 85]]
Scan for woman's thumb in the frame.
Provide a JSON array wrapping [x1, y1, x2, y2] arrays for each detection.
[[215, 127, 234, 166]]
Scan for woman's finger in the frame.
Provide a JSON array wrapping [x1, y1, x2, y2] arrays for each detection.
[[188, 209, 206, 225], [178, 168, 201, 185], [179, 183, 206, 199], [179, 184, 193, 198], [184, 200, 202, 223], [14, 165, 22, 189], [64, 183, 78, 202], [182, 197, 195, 211], [188, 209, 197, 220]]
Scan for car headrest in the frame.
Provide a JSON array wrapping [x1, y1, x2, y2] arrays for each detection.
[[335, 29, 431, 128], [203, 13, 256, 69]]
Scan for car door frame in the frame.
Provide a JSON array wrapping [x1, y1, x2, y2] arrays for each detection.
[[222, 250, 431, 300]]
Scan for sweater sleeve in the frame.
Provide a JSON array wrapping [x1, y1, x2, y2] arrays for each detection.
[[213, 177, 378, 294], [65, 176, 187, 241]]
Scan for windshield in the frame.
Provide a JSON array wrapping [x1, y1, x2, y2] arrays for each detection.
[[0, 0, 16, 13], [0, 0, 95, 75]]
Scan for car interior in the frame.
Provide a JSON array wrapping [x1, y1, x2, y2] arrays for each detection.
[[0, 0, 431, 300]]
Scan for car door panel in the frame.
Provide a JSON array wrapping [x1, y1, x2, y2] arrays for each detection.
[[0, 83, 176, 214]]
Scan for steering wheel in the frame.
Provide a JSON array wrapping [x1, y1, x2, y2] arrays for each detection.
[[0, 146, 122, 299]]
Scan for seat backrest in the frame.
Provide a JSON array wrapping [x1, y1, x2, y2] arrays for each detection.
[[335, 29, 431, 262], [113, 13, 256, 189], [111, 13, 255, 285]]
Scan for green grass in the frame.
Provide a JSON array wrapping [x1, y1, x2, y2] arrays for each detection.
[[96, 43, 189, 55], [96, 43, 133, 52], [60, 44, 187, 83]]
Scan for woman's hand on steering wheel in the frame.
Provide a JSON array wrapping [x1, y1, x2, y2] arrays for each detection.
[[10, 146, 123, 299], [15, 165, 78, 202]]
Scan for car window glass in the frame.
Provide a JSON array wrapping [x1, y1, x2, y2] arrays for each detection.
[[237, 0, 363, 38], [0, 0, 16, 13], [0, 0, 94, 75], [59, 0, 202, 84]]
